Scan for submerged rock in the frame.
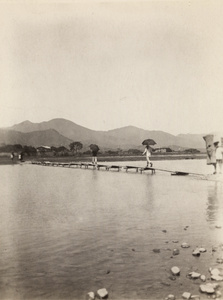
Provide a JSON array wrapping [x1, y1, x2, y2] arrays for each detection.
[[153, 248, 160, 253], [173, 249, 180, 256], [169, 275, 176, 281], [171, 266, 180, 276], [215, 225, 222, 229], [216, 258, 223, 264], [96, 288, 108, 299]]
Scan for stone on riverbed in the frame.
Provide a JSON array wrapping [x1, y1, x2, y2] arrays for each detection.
[[181, 243, 190, 248], [215, 225, 222, 229], [190, 295, 200, 300], [173, 249, 180, 256], [188, 272, 201, 279], [211, 274, 223, 281], [171, 266, 180, 276], [216, 291, 222, 298], [96, 288, 108, 299], [216, 258, 223, 264], [200, 275, 206, 282], [200, 283, 219, 294], [165, 294, 175, 300], [200, 284, 215, 294], [199, 248, 207, 253], [182, 292, 191, 299], [210, 268, 220, 276], [192, 249, 200, 256], [153, 248, 160, 253], [86, 292, 95, 300]]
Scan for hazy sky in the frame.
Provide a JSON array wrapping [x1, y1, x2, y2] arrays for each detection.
[[0, 0, 223, 134]]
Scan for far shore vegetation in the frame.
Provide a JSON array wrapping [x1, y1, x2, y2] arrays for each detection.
[[0, 142, 206, 165]]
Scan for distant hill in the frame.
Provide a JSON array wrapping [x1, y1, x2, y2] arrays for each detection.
[[0, 128, 72, 147], [1, 118, 206, 150]]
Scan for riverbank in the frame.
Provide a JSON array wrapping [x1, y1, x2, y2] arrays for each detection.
[[0, 153, 206, 165]]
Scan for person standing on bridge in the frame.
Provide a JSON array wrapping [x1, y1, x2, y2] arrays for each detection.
[[143, 146, 153, 168], [90, 144, 100, 165], [214, 141, 223, 174], [10, 152, 14, 162]]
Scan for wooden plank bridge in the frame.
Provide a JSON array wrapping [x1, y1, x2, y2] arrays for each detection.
[[30, 161, 156, 174], [29, 161, 223, 182]]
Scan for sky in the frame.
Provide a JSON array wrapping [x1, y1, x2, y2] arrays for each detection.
[[0, 0, 223, 135]]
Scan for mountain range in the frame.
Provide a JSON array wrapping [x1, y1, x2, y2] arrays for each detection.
[[0, 118, 207, 151]]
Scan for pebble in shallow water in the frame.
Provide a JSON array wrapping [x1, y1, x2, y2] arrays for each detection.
[[216, 258, 223, 264], [165, 294, 175, 300], [181, 242, 190, 248], [190, 295, 200, 299], [200, 275, 206, 282], [200, 283, 219, 294], [188, 272, 201, 279], [86, 292, 95, 300], [199, 247, 207, 253], [171, 266, 180, 276], [200, 284, 215, 294], [192, 249, 201, 256], [182, 292, 191, 299], [96, 288, 109, 299], [153, 248, 160, 253], [173, 249, 180, 256]]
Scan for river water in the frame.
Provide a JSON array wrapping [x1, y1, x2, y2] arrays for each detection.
[[0, 159, 223, 300]]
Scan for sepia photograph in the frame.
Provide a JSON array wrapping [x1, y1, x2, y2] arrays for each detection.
[[0, 0, 223, 299]]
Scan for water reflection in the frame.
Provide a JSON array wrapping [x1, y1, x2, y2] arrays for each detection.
[[206, 182, 223, 224]]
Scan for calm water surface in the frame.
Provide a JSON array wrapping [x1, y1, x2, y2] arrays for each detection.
[[0, 160, 223, 300]]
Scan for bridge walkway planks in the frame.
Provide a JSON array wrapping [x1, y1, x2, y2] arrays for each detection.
[[30, 161, 155, 174], [29, 161, 223, 182]]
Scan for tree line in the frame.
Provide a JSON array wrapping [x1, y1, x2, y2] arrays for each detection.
[[0, 142, 200, 157], [0, 142, 145, 157]]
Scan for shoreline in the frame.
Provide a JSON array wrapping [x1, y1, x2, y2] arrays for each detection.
[[0, 154, 206, 165]]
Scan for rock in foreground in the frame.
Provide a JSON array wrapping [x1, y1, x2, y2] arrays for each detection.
[[86, 292, 95, 300], [96, 288, 109, 299], [171, 266, 180, 276]]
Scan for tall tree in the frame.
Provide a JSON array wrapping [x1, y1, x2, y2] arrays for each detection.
[[69, 142, 83, 155]]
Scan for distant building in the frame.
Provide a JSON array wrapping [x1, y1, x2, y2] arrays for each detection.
[[36, 146, 52, 156], [154, 147, 173, 153]]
